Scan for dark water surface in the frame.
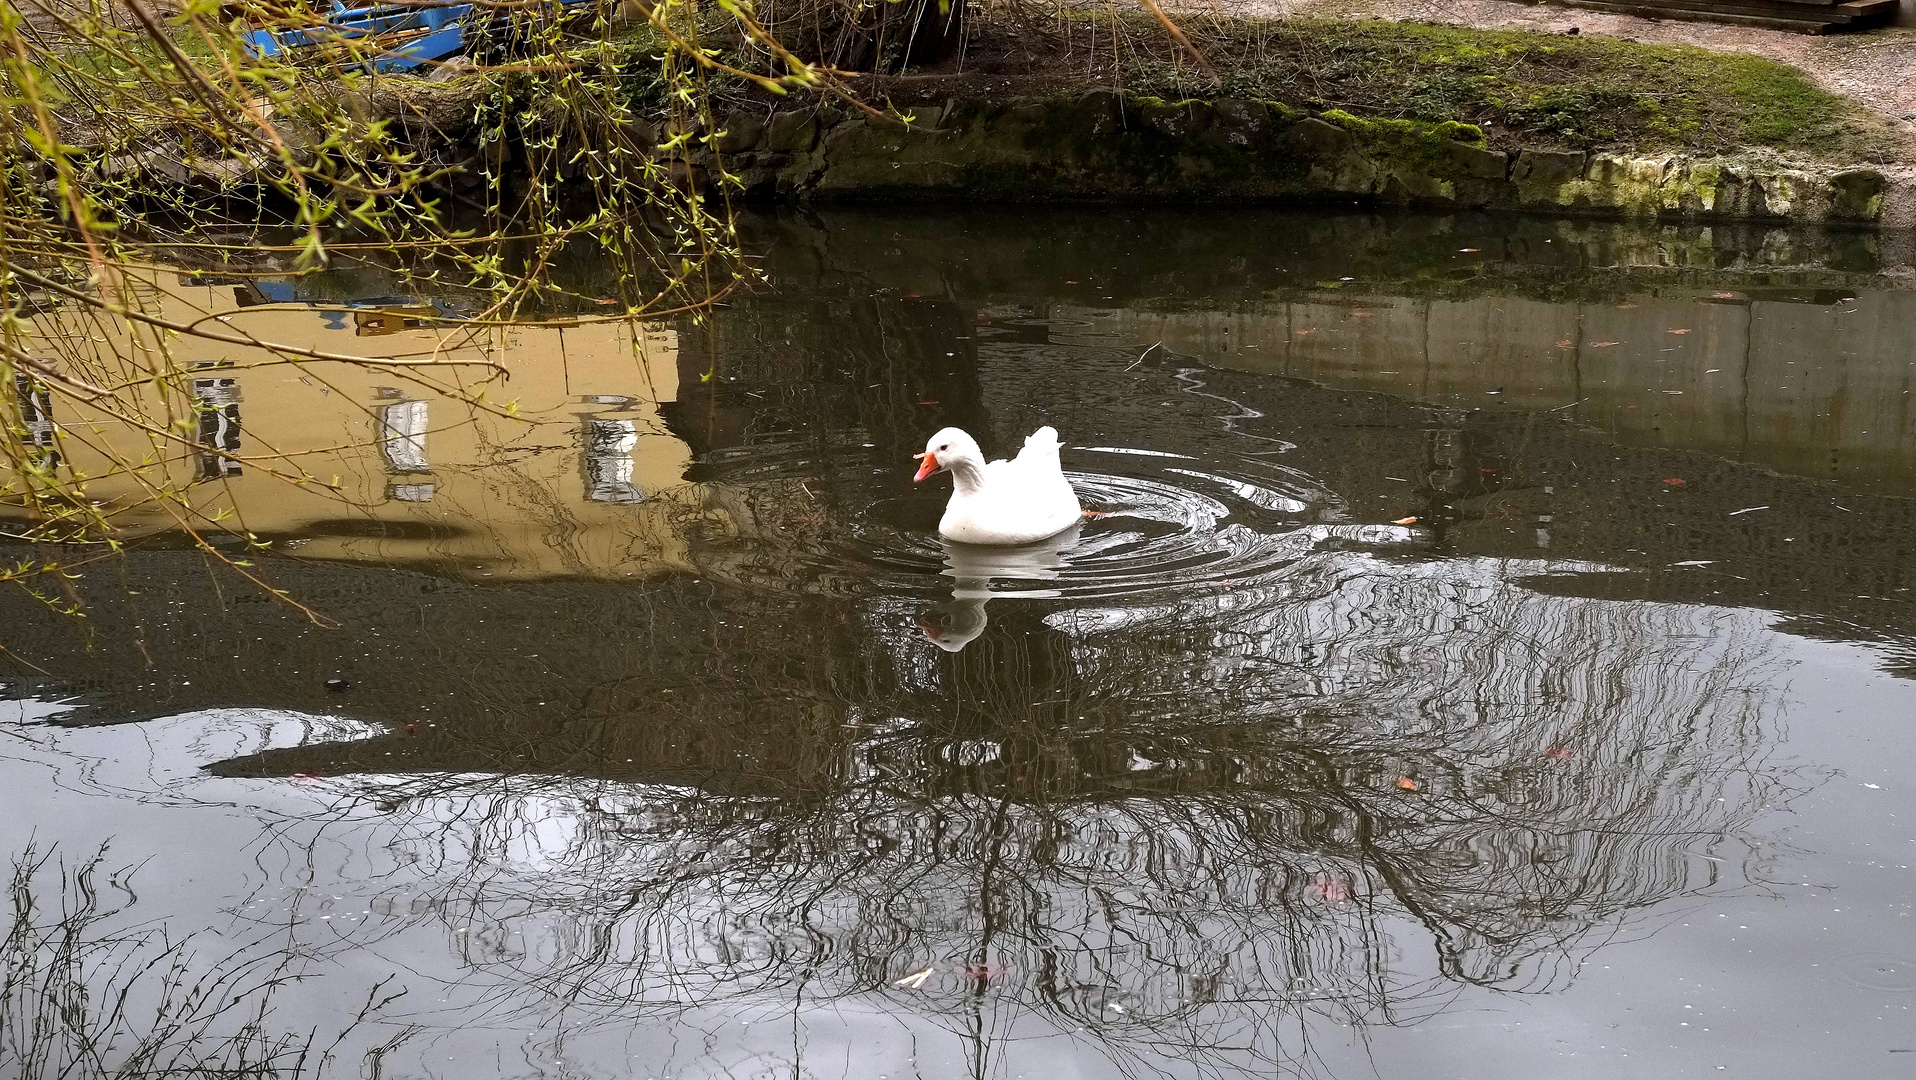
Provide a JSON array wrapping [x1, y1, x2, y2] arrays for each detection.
[[4, 209, 1915, 1079]]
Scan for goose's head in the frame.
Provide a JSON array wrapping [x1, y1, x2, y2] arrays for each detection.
[[916, 599, 987, 652], [913, 427, 983, 482]]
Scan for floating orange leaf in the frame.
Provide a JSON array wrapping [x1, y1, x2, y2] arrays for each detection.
[[1395, 776, 1419, 791], [1590, 341, 1620, 348], [1663, 477, 1686, 486], [1668, 328, 1691, 335], [1544, 747, 1573, 761], [1393, 516, 1419, 525], [1712, 291, 1736, 299], [1555, 339, 1575, 348], [1459, 247, 1480, 253]]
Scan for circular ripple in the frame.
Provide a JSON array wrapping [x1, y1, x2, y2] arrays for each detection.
[[690, 439, 1421, 609], [1834, 952, 1916, 993]]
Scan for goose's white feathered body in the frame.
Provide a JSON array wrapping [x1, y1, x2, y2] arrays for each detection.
[[916, 426, 1081, 545]]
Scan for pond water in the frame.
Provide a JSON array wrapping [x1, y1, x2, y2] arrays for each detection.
[[3, 208, 1914, 1079]]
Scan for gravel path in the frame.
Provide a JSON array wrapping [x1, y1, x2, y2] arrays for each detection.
[[1178, 0, 1916, 148]]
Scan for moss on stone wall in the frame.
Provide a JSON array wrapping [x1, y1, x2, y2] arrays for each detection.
[[703, 92, 1895, 225]]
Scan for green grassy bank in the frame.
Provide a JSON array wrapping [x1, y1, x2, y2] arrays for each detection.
[[921, 14, 1906, 163]]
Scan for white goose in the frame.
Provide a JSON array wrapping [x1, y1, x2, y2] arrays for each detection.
[[913, 425, 1082, 545]]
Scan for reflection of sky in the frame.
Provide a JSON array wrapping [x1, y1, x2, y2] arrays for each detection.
[[8, 571, 1911, 1077]]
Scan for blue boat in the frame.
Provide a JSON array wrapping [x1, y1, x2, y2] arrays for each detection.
[[240, 0, 592, 73]]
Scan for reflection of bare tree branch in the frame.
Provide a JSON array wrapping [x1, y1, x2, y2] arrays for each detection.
[[203, 552, 1794, 1076], [1, 842, 411, 1080]]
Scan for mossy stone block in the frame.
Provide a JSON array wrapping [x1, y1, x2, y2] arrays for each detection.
[[1445, 142, 1508, 181], [1002, 102, 1052, 127], [1760, 169, 1823, 219], [715, 110, 765, 154], [1828, 168, 1886, 221], [1280, 117, 1380, 195], [1657, 160, 1692, 213], [1686, 162, 1725, 212], [1382, 168, 1456, 204], [1512, 149, 1587, 205], [1140, 100, 1213, 140], [1210, 98, 1273, 152], [1712, 164, 1759, 217], [1583, 155, 1671, 215], [765, 111, 819, 154], [1074, 91, 1128, 136]]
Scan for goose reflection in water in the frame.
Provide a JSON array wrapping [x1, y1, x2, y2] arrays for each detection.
[[917, 523, 1083, 652]]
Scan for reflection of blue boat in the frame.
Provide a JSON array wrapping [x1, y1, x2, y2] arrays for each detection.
[[240, 0, 592, 73], [232, 281, 474, 332], [236, 282, 470, 315]]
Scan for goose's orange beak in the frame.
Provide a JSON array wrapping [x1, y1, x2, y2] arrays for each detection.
[[913, 451, 938, 482]]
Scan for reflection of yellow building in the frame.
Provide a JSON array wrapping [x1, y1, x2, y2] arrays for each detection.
[[12, 273, 784, 580]]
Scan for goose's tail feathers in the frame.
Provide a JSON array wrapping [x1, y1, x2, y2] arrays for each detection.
[[1020, 426, 1063, 458]]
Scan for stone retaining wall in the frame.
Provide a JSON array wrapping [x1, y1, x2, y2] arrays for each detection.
[[707, 92, 1901, 226], [77, 86, 1911, 229]]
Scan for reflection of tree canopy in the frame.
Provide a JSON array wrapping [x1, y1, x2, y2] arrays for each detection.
[[247, 547, 1784, 1070]]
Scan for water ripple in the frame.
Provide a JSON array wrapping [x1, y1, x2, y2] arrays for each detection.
[[693, 437, 1417, 620]]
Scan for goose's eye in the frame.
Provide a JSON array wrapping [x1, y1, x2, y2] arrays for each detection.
[[938, 444, 948, 451]]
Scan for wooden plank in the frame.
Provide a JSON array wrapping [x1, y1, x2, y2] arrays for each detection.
[[1575, 0, 1844, 9], [1559, 0, 1856, 20], [1586, 0, 1865, 16], [1699, 0, 1842, 8], [1556, 0, 1896, 25], [1555, 0, 1846, 29]]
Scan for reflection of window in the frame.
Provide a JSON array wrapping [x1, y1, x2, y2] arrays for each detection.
[[379, 400, 430, 474], [192, 376, 241, 479], [13, 374, 58, 468], [15, 374, 53, 445], [582, 418, 644, 504], [388, 482, 435, 502]]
